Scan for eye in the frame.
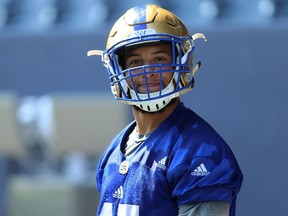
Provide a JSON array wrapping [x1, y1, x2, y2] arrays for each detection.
[[126, 58, 143, 68], [130, 59, 142, 65], [155, 57, 166, 63], [154, 54, 172, 64]]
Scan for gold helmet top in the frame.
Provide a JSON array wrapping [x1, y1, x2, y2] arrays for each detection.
[[106, 4, 189, 50]]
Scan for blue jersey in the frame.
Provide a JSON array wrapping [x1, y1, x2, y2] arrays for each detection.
[[96, 103, 243, 216]]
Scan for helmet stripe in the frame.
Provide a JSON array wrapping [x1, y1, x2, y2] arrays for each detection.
[[132, 6, 147, 31]]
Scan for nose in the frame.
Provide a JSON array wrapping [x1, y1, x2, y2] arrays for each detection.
[[145, 64, 159, 77]]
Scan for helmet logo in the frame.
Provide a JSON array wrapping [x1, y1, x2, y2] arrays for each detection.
[[128, 29, 156, 38]]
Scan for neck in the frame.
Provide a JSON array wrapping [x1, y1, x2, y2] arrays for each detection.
[[132, 98, 180, 135]]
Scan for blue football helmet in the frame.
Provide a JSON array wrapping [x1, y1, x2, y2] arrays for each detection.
[[88, 4, 206, 112]]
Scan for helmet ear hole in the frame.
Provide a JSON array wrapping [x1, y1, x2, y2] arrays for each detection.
[[179, 71, 194, 88], [183, 73, 193, 84]]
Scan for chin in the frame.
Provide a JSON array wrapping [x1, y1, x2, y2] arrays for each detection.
[[132, 98, 178, 114]]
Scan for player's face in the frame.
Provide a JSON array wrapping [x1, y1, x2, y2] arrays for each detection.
[[124, 43, 174, 94]]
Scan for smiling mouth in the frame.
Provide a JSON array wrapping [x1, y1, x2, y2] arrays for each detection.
[[137, 83, 162, 93]]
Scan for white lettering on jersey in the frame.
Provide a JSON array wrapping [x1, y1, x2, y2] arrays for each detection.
[[99, 202, 139, 216]]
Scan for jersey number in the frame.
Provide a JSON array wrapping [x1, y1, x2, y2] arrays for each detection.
[[99, 202, 139, 216]]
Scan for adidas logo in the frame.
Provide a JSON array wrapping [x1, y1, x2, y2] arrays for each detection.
[[191, 163, 210, 176], [157, 156, 167, 170], [113, 186, 123, 199]]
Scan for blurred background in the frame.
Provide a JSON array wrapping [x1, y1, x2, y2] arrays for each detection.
[[0, 0, 288, 215]]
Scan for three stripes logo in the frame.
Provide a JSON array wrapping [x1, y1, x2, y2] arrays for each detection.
[[191, 163, 210, 176], [157, 156, 167, 170], [113, 186, 123, 199]]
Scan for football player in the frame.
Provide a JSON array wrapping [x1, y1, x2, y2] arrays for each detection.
[[88, 4, 243, 216]]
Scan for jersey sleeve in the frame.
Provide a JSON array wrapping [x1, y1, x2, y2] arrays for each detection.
[[166, 132, 243, 209]]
